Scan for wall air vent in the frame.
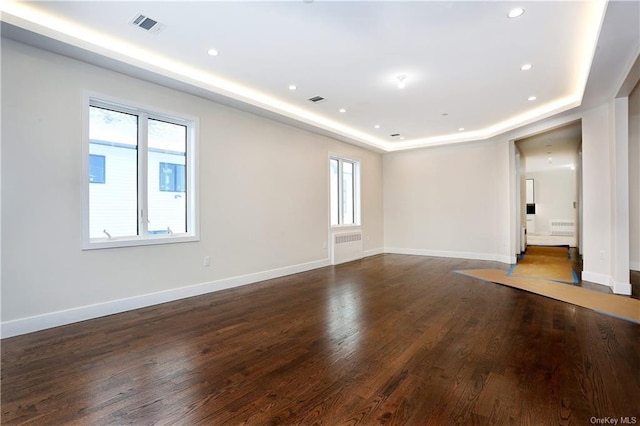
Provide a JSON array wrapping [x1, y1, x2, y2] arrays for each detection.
[[308, 96, 326, 103], [130, 14, 165, 33]]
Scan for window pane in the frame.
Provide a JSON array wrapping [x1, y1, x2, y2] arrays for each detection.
[[159, 162, 177, 192], [342, 161, 354, 225], [330, 159, 339, 226], [89, 154, 105, 184], [89, 106, 138, 239], [148, 119, 187, 234]]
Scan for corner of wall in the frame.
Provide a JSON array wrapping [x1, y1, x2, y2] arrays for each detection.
[[611, 277, 632, 295]]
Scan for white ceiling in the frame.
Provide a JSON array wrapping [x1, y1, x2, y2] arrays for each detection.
[[1, 1, 639, 152]]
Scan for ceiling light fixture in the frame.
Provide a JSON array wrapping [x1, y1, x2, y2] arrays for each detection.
[[374, 125, 381, 129], [508, 8, 525, 18], [207, 48, 220, 57], [339, 108, 347, 113], [520, 64, 532, 71], [288, 84, 297, 91], [528, 96, 537, 101], [458, 127, 465, 131], [396, 75, 407, 89]]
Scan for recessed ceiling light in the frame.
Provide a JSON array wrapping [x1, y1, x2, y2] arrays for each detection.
[[374, 124, 381, 129], [400, 136, 405, 140], [528, 96, 537, 101], [508, 8, 525, 18], [396, 75, 407, 89], [207, 48, 220, 56], [458, 127, 465, 131], [521, 64, 532, 71], [339, 108, 347, 113], [442, 113, 449, 116], [288, 84, 297, 91]]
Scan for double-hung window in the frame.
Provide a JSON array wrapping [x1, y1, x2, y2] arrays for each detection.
[[330, 156, 360, 226], [83, 96, 198, 248]]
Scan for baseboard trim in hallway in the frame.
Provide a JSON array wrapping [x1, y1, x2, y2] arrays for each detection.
[[457, 269, 640, 323]]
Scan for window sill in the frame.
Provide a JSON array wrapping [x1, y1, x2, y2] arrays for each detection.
[[330, 224, 361, 230], [82, 234, 199, 250]]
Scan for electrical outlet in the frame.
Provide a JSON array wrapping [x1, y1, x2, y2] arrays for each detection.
[[203, 256, 211, 267]]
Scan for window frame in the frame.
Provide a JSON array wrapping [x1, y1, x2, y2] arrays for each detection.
[[329, 154, 361, 228], [82, 92, 199, 250]]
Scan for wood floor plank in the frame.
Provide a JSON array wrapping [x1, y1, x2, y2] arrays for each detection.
[[2, 254, 639, 425]]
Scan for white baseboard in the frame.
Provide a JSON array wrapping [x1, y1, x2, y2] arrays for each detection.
[[384, 247, 515, 265], [581, 270, 612, 287], [630, 260, 640, 271], [611, 278, 632, 295], [1, 258, 331, 339], [580, 271, 632, 295], [363, 247, 384, 258]]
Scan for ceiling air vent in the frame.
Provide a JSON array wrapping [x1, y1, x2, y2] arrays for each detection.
[[390, 133, 401, 137], [308, 96, 326, 103], [130, 14, 165, 33]]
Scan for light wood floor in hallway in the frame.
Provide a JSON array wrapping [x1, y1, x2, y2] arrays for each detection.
[[2, 255, 639, 425]]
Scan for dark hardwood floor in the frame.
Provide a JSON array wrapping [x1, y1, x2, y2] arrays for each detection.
[[631, 270, 640, 300], [3, 254, 639, 425]]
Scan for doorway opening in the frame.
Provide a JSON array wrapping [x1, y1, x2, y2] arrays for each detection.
[[514, 121, 585, 286]]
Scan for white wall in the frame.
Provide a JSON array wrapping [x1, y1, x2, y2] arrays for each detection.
[[525, 168, 577, 236], [383, 139, 513, 264], [383, 97, 629, 291], [0, 39, 384, 334], [630, 82, 640, 271], [581, 104, 617, 286]]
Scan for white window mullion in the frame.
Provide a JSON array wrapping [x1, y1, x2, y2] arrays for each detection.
[[138, 113, 149, 237]]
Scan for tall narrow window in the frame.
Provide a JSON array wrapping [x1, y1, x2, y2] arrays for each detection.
[[330, 156, 360, 227], [84, 97, 198, 248]]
